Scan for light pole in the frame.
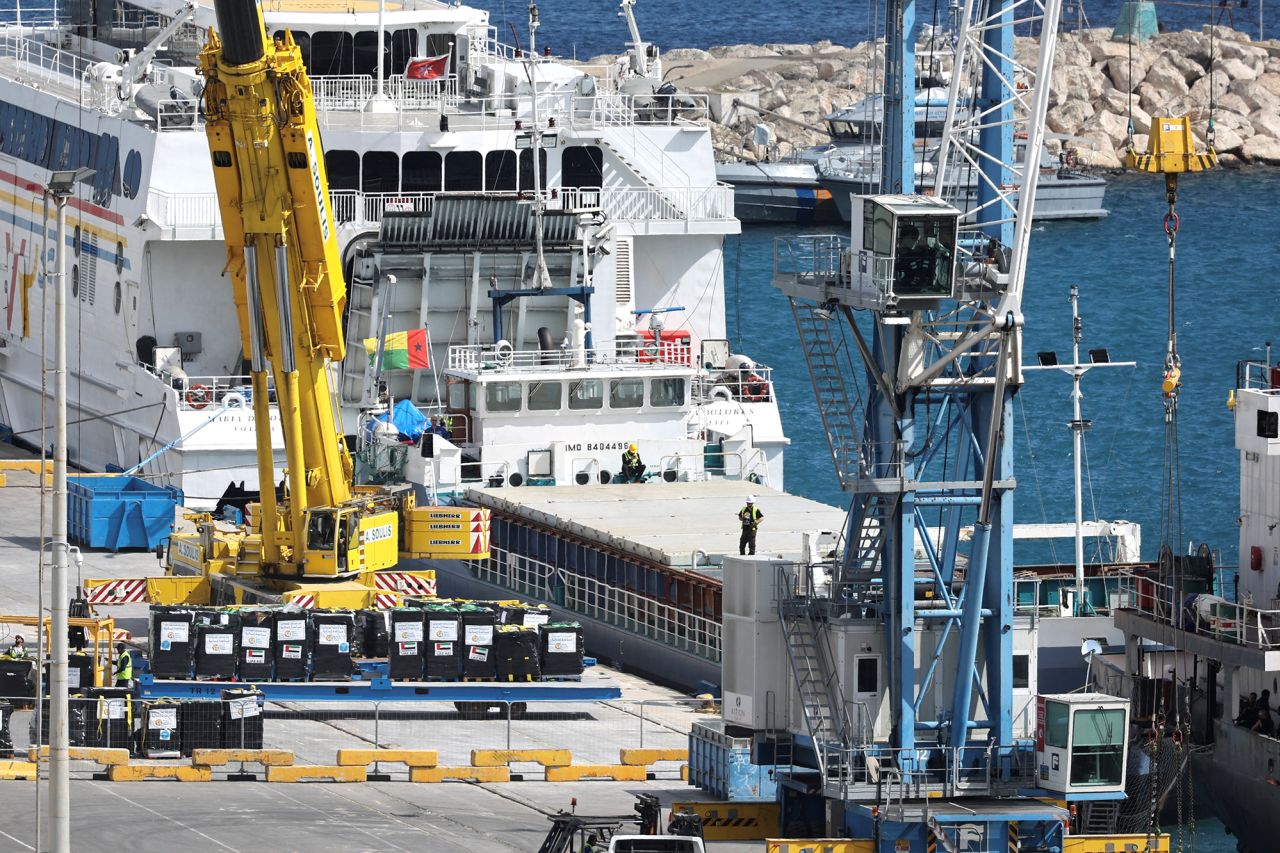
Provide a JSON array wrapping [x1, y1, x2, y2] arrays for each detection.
[[45, 166, 92, 853]]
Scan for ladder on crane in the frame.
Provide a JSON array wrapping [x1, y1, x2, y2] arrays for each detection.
[[788, 299, 864, 489]]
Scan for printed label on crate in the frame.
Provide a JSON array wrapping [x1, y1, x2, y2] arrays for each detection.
[[205, 633, 234, 656], [281, 644, 303, 660], [523, 612, 550, 627], [229, 697, 260, 720], [468, 645, 489, 662], [276, 620, 306, 641], [242, 627, 271, 649], [394, 622, 424, 642], [318, 624, 347, 645], [149, 708, 177, 729], [464, 625, 493, 646], [429, 620, 458, 641], [398, 641, 419, 656], [433, 642, 453, 656], [102, 698, 126, 720], [67, 668, 81, 690], [245, 649, 266, 664], [546, 632, 577, 653], [160, 621, 189, 643]]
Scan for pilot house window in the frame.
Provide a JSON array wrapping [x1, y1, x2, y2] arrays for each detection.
[[650, 377, 685, 407], [485, 382, 522, 412], [527, 381, 562, 411], [609, 378, 644, 409]]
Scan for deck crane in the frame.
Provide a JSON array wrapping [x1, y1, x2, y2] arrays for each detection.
[[769, 0, 1150, 846], [82, 0, 488, 610]]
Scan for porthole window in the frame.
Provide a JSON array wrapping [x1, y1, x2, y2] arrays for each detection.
[[113, 281, 122, 314], [115, 241, 124, 273], [71, 264, 79, 299], [73, 225, 81, 256]]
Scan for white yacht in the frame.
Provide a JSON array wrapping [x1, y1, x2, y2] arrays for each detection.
[[0, 0, 738, 507]]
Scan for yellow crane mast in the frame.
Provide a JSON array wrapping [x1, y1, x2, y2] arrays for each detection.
[[78, 0, 488, 609]]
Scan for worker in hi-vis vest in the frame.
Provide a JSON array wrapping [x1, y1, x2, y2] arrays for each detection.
[[738, 495, 763, 555], [114, 643, 133, 687]]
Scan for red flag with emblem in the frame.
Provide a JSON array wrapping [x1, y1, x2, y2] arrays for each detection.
[[405, 54, 450, 80]]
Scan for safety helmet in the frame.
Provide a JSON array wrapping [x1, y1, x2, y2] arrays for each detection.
[[629, 443, 637, 452], [746, 495, 755, 504]]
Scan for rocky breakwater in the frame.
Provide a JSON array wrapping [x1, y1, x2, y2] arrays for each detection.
[[654, 27, 1280, 166]]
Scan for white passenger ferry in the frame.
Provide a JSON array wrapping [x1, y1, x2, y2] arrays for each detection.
[[0, 0, 738, 506]]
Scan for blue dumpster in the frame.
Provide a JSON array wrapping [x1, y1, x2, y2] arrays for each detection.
[[68, 475, 182, 551]]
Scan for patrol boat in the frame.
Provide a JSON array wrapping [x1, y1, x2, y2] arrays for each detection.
[[0, 0, 735, 506]]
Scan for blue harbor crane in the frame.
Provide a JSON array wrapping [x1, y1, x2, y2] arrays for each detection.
[[756, 0, 1149, 846]]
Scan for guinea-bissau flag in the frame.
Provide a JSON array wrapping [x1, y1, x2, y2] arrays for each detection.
[[363, 328, 429, 370]]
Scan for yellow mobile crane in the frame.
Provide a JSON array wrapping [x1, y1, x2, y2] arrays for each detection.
[[83, 0, 486, 609]]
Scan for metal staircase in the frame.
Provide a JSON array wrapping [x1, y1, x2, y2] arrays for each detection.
[[1081, 800, 1120, 834], [789, 299, 864, 489], [777, 566, 857, 781], [596, 134, 687, 220], [843, 493, 896, 583]]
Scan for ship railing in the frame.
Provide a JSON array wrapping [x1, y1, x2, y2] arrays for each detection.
[[822, 743, 1034, 801], [1237, 359, 1280, 394], [309, 74, 460, 112], [693, 366, 775, 405], [160, 374, 257, 412], [327, 184, 731, 227], [1116, 572, 1280, 650], [659, 449, 768, 486], [149, 96, 203, 131], [146, 189, 221, 230], [0, 25, 94, 91], [476, 546, 721, 661], [446, 342, 697, 373]]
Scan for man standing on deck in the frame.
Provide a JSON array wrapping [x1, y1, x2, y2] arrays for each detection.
[[5, 635, 26, 659], [114, 643, 133, 687], [738, 496, 763, 555]]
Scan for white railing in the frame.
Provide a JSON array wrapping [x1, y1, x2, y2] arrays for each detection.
[[659, 449, 769, 486], [1238, 359, 1280, 394], [147, 189, 220, 229], [477, 546, 721, 662], [1117, 572, 1280, 650], [447, 342, 695, 373], [310, 74, 459, 112], [0, 25, 93, 91]]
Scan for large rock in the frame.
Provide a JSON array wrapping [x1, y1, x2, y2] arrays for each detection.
[[1215, 92, 1253, 116], [1102, 53, 1154, 93], [1228, 76, 1280, 111], [1079, 109, 1129, 147], [708, 44, 781, 59], [663, 48, 712, 62], [1150, 31, 1212, 67], [1143, 55, 1192, 96], [1046, 99, 1095, 135], [1249, 110, 1280, 140], [1207, 123, 1245, 154], [1072, 133, 1123, 169], [1216, 40, 1270, 66], [1188, 73, 1231, 105], [1241, 135, 1280, 164], [1087, 38, 1132, 64], [1214, 57, 1261, 82], [1050, 64, 1106, 105]]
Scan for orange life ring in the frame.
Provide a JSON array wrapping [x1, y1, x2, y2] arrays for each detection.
[[743, 374, 767, 401], [185, 384, 211, 409]]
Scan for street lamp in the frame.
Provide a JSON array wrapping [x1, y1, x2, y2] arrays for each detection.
[[44, 165, 92, 853]]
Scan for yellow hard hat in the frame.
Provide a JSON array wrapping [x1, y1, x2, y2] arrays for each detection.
[[629, 443, 637, 452]]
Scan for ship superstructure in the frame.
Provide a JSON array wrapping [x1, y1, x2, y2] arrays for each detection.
[[0, 0, 736, 506]]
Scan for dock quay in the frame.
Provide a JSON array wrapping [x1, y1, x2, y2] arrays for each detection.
[[0, 456, 762, 852]]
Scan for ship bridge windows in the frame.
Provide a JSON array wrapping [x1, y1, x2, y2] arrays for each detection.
[[445, 151, 483, 191], [518, 148, 547, 191], [403, 151, 443, 192], [568, 379, 603, 410], [527, 380, 562, 411], [1069, 708, 1126, 787], [609, 378, 644, 409], [309, 31, 355, 75], [484, 150, 518, 191], [0, 105, 120, 203], [650, 377, 686, 407], [485, 381, 522, 413], [561, 146, 603, 188], [361, 151, 399, 193], [325, 150, 360, 191]]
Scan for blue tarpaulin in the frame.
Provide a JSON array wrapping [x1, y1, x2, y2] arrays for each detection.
[[375, 399, 427, 441]]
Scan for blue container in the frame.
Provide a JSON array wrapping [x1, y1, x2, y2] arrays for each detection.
[[68, 475, 182, 552], [688, 719, 781, 801]]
